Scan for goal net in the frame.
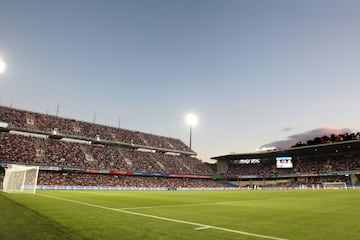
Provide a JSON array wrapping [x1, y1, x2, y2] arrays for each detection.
[[2, 164, 39, 193], [323, 182, 347, 190]]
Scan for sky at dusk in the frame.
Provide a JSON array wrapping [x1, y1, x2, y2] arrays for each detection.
[[1, 0, 360, 162]]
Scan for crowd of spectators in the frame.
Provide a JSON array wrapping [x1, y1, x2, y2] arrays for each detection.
[[226, 162, 277, 176], [0, 132, 214, 176], [38, 172, 223, 188], [225, 132, 360, 178], [292, 132, 360, 148], [0, 106, 191, 152], [0, 133, 37, 164], [260, 175, 352, 189], [45, 138, 86, 168], [226, 154, 360, 178]]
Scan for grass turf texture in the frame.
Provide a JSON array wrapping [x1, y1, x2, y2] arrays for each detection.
[[0, 192, 85, 240], [1, 190, 360, 240]]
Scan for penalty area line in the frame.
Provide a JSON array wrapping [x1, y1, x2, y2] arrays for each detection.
[[37, 193, 290, 240]]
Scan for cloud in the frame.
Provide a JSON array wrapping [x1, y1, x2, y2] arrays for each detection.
[[282, 127, 292, 132], [260, 127, 357, 149]]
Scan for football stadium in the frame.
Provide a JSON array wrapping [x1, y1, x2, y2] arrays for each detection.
[[2, 1, 360, 240], [1, 106, 360, 240]]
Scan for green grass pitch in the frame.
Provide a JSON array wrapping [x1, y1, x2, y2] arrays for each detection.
[[1, 190, 360, 240]]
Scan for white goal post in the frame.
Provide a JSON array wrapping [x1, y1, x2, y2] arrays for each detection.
[[323, 182, 347, 190], [2, 164, 39, 193]]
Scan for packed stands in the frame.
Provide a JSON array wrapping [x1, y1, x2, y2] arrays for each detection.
[[215, 129, 360, 188], [38, 172, 223, 188], [0, 133, 37, 164], [225, 155, 360, 177], [0, 132, 214, 175], [0, 104, 216, 189], [0, 106, 192, 153]]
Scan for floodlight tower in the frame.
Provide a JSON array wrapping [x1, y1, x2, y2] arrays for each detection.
[[186, 113, 198, 150]]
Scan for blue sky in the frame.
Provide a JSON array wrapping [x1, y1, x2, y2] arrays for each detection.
[[1, 0, 360, 162]]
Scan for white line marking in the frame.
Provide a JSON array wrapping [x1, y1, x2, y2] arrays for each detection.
[[195, 226, 211, 231], [37, 193, 290, 240], [121, 202, 215, 210]]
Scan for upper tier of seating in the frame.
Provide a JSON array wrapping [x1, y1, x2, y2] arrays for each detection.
[[0, 106, 192, 153]]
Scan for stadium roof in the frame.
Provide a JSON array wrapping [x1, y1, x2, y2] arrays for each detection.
[[212, 139, 360, 161]]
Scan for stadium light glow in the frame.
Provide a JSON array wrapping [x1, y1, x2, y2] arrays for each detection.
[[186, 113, 198, 150], [186, 113, 198, 126], [0, 58, 5, 74]]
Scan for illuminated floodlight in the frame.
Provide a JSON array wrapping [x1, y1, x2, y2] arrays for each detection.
[[186, 113, 198, 126], [186, 113, 198, 150], [0, 58, 5, 74]]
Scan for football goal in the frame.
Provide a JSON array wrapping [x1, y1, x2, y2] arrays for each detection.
[[2, 164, 39, 193], [323, 182, 347, 190]]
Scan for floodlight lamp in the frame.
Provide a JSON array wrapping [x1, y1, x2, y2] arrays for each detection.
[[0, 59, 5, 74], [186, 113, 198, 126]]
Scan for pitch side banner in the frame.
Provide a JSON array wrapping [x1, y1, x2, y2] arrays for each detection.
[[132, 171, 169, 177], [84, 169, 100, 174], [39, 166, 61, 171], [62, 167, 84, 171], [109, 170, 132, 175], [169, 174, 211, 179], [38, 185, 170, 191], [37, 185, 232, 191], [239, 175, 258, 179]]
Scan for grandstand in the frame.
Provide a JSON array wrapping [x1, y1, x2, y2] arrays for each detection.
[[2, 105, 360, 190], [0, 105, 219, 189], [213, 134, 360, 189]]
